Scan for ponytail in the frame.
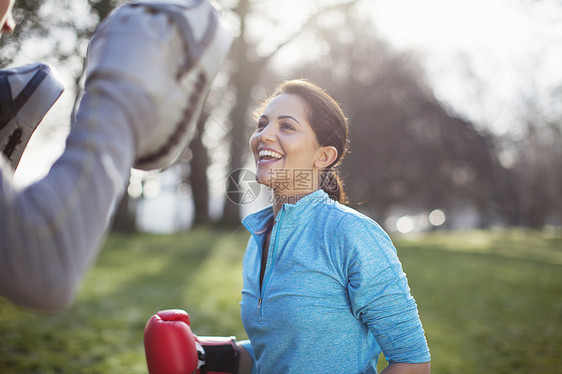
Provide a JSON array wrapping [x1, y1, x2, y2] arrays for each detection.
[[320, 169, 347, 204]]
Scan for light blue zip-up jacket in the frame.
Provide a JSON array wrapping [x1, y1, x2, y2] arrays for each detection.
[[240, 190, 430, 374]]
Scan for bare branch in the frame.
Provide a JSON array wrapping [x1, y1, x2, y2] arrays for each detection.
[[261, 0, 357, 63]]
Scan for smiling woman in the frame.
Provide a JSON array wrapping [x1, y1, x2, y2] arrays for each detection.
[[237, 79, 431, 373], [143, 80, 431, 374]]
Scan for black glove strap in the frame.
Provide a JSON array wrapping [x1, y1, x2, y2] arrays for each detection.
[[199, 336, 239, 374]]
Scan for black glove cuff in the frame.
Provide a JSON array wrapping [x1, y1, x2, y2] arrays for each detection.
[[199, 336, 239, 374]]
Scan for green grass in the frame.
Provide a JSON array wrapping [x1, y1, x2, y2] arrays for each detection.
[[1, 227, 561, 373], [394, 229, 562, 373]]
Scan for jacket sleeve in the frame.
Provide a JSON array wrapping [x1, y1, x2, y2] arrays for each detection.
[[0, 80, 142, 312], [238, 339, 257, 374], [338, 215, 431, 364]]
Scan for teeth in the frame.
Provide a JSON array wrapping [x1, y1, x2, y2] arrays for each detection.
[[259, 150, 284, 159]]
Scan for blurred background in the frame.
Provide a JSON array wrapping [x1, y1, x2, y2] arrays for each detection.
[[1, 1, 561, 373], [2, 0, 561, 234]]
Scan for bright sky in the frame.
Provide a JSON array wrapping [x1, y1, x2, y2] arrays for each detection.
[[368, 0, 562, 132]]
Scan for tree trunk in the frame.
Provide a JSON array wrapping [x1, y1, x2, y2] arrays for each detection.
[[220, 0, 258, 225], [190, 114, 210, 225], [110, 186, 137, 232]]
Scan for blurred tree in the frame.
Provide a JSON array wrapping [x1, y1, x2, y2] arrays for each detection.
[[0, 0, 47, 65], [189, 112, 211, 225], [88, 0, 136, 232], [451, 0, 562, 229], [4, 0, 558, 230], [219, 0, 263, 225], [0, 0, 114, 88], [499, 91, 562, 228], [291, 10, 507, 228]]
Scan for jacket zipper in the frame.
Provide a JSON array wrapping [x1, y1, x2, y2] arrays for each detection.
[[258, 208, 286, 320]]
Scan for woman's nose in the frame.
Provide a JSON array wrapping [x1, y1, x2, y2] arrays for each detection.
[[258, 124, 276, 143]]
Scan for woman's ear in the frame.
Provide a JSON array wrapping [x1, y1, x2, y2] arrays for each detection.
[[314, 146, 338, 169]]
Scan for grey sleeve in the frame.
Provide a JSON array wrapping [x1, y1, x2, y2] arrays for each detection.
[[0, 82, 138, 312]]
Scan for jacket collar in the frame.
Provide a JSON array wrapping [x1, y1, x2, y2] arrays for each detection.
[[242, 189, 332, 235]]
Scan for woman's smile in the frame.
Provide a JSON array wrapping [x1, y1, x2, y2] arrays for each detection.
[[257, 148, 285, 165]]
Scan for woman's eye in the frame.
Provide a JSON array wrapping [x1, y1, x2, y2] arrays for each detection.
[[257, 121, 267, 129], [281, 122, 295, 131]]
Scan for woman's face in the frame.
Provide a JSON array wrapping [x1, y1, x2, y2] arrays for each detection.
[[250, 93, 334, 196]]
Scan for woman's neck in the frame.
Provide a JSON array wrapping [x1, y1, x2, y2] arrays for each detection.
[[271, 189, 319, 218]]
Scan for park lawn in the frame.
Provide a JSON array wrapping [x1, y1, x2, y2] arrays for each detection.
[[0, 227, 561, 373]]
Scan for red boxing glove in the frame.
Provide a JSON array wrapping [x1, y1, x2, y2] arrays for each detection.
[[144, 310, 239, 374], [144, 309, 202, 374]]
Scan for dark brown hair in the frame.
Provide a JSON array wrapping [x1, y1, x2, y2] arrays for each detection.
[[261, 79, 349, 204]]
